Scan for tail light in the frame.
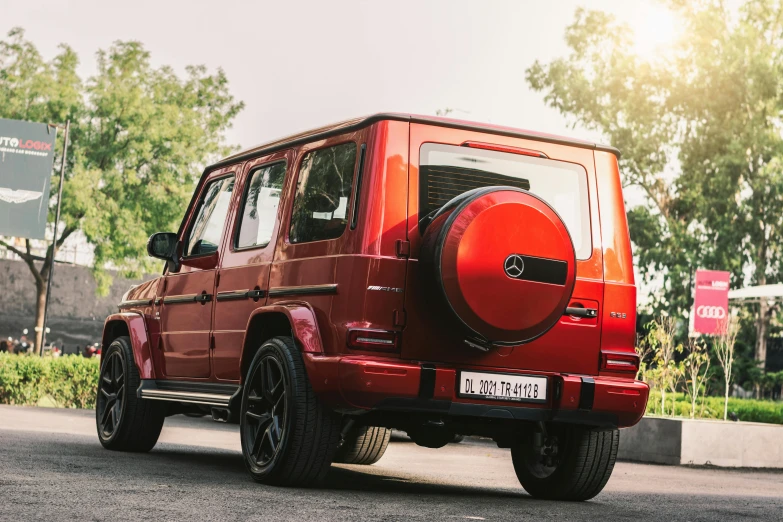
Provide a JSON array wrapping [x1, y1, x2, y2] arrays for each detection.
[[347, 329, 400, 352], [600, 351, 640, 374]]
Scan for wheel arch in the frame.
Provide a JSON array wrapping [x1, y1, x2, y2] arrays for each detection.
[[239, 302, 325, 383], [102, 312, 156, 379]]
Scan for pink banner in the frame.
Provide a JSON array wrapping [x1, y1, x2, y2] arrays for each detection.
[[692, 270, 730, 335]]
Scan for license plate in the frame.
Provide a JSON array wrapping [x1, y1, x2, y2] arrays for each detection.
[[458, 371, 547, 403]]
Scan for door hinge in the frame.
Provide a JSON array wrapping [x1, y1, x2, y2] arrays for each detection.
[[393, 309, 407, 327], [215, 273, 220, 287], [210, 335, 215, 350], [395, 239, 410, 258]]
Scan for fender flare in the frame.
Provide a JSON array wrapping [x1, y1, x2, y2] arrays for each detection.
[[239, 302, 325, 375], [102, 312, 156, 380]]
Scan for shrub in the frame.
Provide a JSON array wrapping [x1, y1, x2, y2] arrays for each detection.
[[646, 390, 783, 425], [0, 353, 100, 409]]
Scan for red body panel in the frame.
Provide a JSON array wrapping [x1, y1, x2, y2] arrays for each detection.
[[103, 312, 155, 380], [107, 114, 647, 429]]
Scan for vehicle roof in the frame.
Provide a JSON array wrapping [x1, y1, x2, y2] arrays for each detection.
[[208, 113, 619, 171]]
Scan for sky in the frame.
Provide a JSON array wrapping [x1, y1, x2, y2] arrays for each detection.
[[0, 0, 678, 152], [1, 0, 680, 300]]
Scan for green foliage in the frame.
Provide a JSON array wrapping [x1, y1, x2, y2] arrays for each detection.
[[0, 353, 99, 409], [526, 1, 783, 318], [0, 28, 244, 293], [647, 390, 783, 425]]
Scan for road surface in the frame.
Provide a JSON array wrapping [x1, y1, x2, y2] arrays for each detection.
[[0, 405, 780, 521]]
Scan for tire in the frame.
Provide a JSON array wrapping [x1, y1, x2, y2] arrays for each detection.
[[511, 425, 619, 501], [240, 336, 341, 486], [96, 336, 165, 452], [452, 434, 465, 443], [334, 425, 391, 465]]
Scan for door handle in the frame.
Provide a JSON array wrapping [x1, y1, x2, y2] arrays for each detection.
[[247, 289, 266, 299], [195, 293, 212, 303], [565, 307, 597, 318]]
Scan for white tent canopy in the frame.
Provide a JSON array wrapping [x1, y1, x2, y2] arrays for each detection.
[[728, 284, 783, 301]]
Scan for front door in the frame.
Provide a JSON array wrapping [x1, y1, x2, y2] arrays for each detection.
[[212, 153, 289, 381], [159, 174, 235, 378]]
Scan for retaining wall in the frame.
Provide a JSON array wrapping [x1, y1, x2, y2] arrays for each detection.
[[619, 416, 783, 468], [0, 259, 151, 349]]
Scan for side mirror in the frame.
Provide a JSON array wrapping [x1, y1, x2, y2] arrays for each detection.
[[147, 232, 180, 271]]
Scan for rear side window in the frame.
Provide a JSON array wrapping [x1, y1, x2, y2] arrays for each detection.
[[289, 142, 357, 244], [420, 143, 591, 259], [236, 162, 286, 249]]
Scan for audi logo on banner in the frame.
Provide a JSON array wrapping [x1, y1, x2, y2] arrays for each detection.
[[696, 305, 726, 319]]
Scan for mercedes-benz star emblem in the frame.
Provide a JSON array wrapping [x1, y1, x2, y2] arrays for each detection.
[[504, 254, 525, 278]]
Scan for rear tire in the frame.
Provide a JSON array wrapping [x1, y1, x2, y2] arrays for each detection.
[[240, 336, 341, 486], [96, 336, 165, 452], [334, 425, 391, 465], [511, 425, 619, 501]]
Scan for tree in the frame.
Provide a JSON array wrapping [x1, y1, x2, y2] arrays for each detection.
[[526, 1, 783, 373], [683, 338, 710, 419], [646, 316, 681, 415], [714, 314, 740, 421], [0, 28, 244, 350]]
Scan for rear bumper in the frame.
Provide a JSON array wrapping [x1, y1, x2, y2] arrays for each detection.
[[304, 354, 649, 429]]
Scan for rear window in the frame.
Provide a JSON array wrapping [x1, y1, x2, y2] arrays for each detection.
[[289, 142, 357, 244], [420, 143, 591, 259]]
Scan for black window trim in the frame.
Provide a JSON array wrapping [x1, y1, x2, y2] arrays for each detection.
[[350, 143, 367, 230], [286, 140, 359, 246], [232, 159, 288, 253], [182, 173, 236, 260]]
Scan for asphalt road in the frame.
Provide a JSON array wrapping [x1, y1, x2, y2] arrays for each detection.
[[1, 405, 781, 521]]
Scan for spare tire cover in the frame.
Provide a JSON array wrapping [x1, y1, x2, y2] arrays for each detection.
[[421, 186, 576, 345]]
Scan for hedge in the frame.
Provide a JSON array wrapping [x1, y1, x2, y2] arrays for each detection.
[[2, 352, 782, 423], [0, 353, 100, 409], [646, 390, 783, 425]]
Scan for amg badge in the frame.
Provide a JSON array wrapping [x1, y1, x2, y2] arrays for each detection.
[[367, 286, 403, 293]]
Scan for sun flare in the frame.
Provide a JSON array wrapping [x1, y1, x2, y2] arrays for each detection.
[[627, 2, 681, 60]]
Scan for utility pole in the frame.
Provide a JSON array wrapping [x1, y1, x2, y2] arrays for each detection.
[[39, 120, 70, 355]]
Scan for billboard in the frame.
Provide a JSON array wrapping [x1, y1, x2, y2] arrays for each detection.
[[692, 269, 730, 335], [0, 118, 57, 239]]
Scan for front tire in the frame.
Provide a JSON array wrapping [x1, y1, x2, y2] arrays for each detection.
[[240, 336, 341, 486], [511, 425, 619, 501], [96, 336, 165, 452]]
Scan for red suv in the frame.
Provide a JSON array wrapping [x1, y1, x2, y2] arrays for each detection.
[[97, 114, 648, 500]]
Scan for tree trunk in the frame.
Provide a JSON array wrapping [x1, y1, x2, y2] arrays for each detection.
[[34, 276, 47, 352], [755, 298, 768, 387], [661, 388, 666, 416], [723, 378, 729, 421]]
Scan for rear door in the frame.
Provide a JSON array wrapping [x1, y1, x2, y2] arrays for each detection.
[[402, 124, 605, 376], [212, 151, 290, 381]]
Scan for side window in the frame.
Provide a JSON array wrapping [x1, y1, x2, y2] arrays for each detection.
[[236, 162, 286, 249], [289, 142, 357, 244], [184, 176, 235, 257]]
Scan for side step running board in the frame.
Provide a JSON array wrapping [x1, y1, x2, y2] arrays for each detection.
[[137, 380, 240, 408]]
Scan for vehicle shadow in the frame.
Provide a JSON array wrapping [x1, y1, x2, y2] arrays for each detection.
[[323, 464, 531, 500], [149, 445, 536, 501]]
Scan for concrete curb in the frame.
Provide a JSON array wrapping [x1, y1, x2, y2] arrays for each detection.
[[619, 416, 783, 468]]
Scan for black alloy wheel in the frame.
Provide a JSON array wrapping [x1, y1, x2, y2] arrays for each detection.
[[239, 336, 341, 486], [97, 350, 125, 439], [243, 354, 289, 470], [95, 336, 165, 452]]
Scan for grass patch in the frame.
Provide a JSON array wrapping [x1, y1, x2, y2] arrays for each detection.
[[647, 390, 783, 425]]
